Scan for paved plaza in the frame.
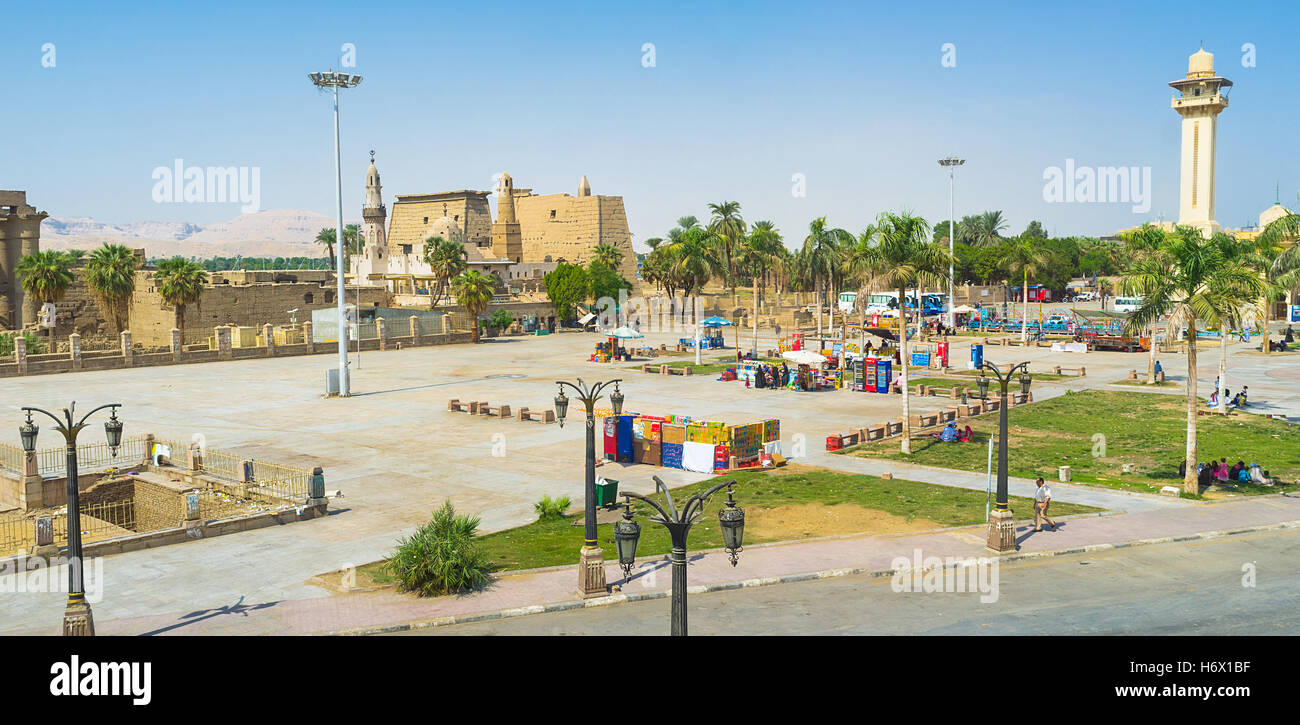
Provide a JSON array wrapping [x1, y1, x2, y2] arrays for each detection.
[[1, 324, 1298, 634]]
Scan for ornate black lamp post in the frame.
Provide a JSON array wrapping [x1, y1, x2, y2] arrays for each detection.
[[613, 476, 744, 636], [554, 378, 623, 598], [19, 402, 124, 636], [975, 363, 1031, 553]]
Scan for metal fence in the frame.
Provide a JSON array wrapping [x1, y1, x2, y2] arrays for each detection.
[[198, 448, 242, 482], [17, 435, 149, 478], [246, 459, 313, 502], [0, 442, 23, 475], [0, 510, 29, 557]]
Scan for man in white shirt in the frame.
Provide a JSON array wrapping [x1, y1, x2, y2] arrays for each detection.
[[1034, 477, 1057, 532]]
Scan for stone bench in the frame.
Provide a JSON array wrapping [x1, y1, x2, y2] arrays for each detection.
[[517, 407, 556, 423], [482, 404, 511, 418], [865, 424, 886, 441], [962, 402, 983, 417], [909, 412, 940, 429], [448, 399, 479, 414], [665, 366, 692, 376], [939, 407, 959, 423], [641, 363, 662, 374], [886, 419, 904, 436], [1052, 365, 1086, 376]]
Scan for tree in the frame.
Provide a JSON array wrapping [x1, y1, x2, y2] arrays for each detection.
[[1255, 211, 1300, 354], [544, 263, 590, 322], [1022, 220, 1048, 239], [801, 217, 854, 341], [644, 237, 664, 251], [592, 243, 624, 271], [451, 270, 496, 343], [586, 260, 632, 304], [383, 500, 491, 596], [1118, 224, 1170, 384], [16, 250, 75, 338], [422, 235, 467, 308], [488, 308, 514, 331], [666, 226, 724, 297], [84, 243, 139, 332], [1000, 237, 1057, 343], [1121, 226, 1263, 493], [959, 210, 1008, 248], [848, 211, 951, 454], [708, 201, 747, 305], [316, 227, 338, 267], [154, 257, 210, 334]]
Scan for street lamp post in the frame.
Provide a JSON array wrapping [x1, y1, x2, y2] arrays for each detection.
[[613, 476, 745, 636], [976, 362, 1032, 554], [554, 377, 624, 598], [19, 402, 124, 636], [309, 70, 362, 397], [938, 157, 965, 328]]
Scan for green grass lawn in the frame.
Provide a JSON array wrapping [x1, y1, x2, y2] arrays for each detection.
[[845, 389, 1300, 496], [357, 466, 1103, 582], [1111, 378, 1179, 388]]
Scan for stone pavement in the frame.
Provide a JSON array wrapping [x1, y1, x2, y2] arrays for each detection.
[[4, 492, 1293, 636]]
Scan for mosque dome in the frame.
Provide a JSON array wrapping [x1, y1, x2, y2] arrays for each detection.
[[426, 216, 463, 243], [1188, 48, 1214, 78]]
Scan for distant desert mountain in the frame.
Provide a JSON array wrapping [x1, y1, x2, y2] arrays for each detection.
[[40, 209, 360, 259]]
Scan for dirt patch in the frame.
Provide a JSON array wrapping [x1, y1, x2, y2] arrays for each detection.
[[746, 502, 942, 540]]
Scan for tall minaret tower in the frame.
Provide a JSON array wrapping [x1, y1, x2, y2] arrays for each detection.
[[1170, 48, 1231, 237], [490, 172, 523, 262], [362, 150, 386, 249], [354, 150, 387, 282]]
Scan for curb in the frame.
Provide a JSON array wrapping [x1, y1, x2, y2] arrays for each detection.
[[321, 518, 1300, 636]]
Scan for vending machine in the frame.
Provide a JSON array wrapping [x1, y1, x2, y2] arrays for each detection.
[[937, 341, 949, 368], [874, 359, 892, 394], [603, 416, 618, 460], [969, 343, 984, 370]]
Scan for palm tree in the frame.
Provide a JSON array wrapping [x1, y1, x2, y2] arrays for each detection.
[[645, 237, 664, 251], [423, 235, 467, 308], [849, 211, 951, 454], [736, 233, 771, 355], [1121, 226, 1263, 493], [747, 221, 784, 308], [1255, 211, 1300, 353], [666, 226, 723, 297], [666, 216, 700, 244], [802, 217, 854, 343], [84, 243, 140, 332], [154, 257, 210, 335], [1118, 224, 1168, 383], [316, 227, 338, 267], [343, 224, 362, 258], [959, 210, 1008, 247], [592, 243, 624, 271], [16, 250, 75, 339], [451, 270, 496, 343], [1001, 237, 1056, 343], [708, 201, 746, 305]]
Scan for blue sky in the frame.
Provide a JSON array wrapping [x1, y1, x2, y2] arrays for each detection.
[[3, 0, 1297, 250]]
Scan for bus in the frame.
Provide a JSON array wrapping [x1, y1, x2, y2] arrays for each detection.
[[1113, 296, 1143, 313], [838, 291, 857, 313], [1013, 284, 1052, 303], [863, 291, 921, 314]]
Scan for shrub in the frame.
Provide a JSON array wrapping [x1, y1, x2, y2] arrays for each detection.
[[533, 494, 572, 521], [0, 331, 45, 356], [384, 500, 491, 596]]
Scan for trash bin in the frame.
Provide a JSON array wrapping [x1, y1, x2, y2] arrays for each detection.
[[595, 478, 619, 507]]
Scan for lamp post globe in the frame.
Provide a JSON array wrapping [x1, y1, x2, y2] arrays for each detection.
[[717, 489, 746, 566], [612, 504, 641, 578], [19, 413, 38, 452]]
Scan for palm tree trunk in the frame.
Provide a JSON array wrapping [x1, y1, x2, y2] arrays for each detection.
[[1218, 326, 1228, 415], [899, 285, 912, 455], [1021, 273, 1030, 344], [1146, 324, 1156, 384], [752, 274, 759, 356], [1184, 327, 1199, 494], [1260, 297, 1270, 354], [815, 277, 823, 343]]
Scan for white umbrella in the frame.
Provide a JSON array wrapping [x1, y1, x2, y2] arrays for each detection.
[[608, 326, 644, 339], [951, 304, 977, 314], [781, 350, 826, 365]]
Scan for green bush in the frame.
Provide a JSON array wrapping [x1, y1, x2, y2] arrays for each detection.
[[533, 494, 572, 521], [489, 309, 514, 330], [384, 500, 491, 596], [0, 331, 45, 356]]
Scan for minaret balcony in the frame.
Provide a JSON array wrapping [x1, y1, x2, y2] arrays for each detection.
[[1171, 93, 1227, 111]]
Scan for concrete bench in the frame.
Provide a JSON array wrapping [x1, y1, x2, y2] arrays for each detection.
[[666, 366, 692, 376], [641, 363, 661, 374], [865, 425, 886, 441], [449, 399, 481, 414], [1128, 369, 1138, 380], [940, 407, 959, 423], [519, 408, 556, 423], [886, 419, 904, 436], [910, 412, 940, 428], [962, 402, 983, 417], [1052, 366, 1086, 377], [482, 404, 511, 418]]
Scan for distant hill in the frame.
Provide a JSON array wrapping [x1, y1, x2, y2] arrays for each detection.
[[39, 209, 361, 259]]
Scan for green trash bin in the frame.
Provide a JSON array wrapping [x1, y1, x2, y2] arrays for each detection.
[[595, 479, 619, 507]]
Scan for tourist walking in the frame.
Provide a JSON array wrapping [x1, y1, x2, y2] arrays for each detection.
[[1033, 477, 1057, 532]]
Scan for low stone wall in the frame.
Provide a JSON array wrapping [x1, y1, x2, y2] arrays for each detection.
[[1, 324, 476, 379]]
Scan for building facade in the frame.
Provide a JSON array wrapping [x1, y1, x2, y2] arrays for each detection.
[[0, 190, 49, 330]]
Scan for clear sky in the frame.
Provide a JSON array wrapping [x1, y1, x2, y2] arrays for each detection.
[[3, 0, 1297, 250]]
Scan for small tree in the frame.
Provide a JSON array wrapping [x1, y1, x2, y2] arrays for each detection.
[[544, 263, 590, 323], [16, 250, 75, 338], [85, 243, 139, 332], [451, 270, 496, 343], [154, 257, 210, 334], [384, 501, 491, 596], [488, 308, 514, 331]]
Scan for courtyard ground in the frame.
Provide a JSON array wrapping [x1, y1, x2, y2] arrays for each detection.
[[2, 321, 1299, 634]]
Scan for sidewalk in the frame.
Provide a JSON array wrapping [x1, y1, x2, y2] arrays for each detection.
[[6, 493, 1294, 636]]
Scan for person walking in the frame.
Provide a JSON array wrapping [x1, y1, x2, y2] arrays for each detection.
[[1033, 477, 1057, 532]]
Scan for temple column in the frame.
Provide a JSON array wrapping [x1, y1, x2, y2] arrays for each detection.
[[16, 212, 47, 327]]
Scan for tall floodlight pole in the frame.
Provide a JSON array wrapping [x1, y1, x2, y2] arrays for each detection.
[[938, 157, 965, 327], [309, 70, 362, 397]]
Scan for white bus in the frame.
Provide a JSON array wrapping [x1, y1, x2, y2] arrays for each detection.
[[1113, 296, 1143, 313], [838, 291, 857, 313]]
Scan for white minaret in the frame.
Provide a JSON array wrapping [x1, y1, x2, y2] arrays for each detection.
[[353, 150, 388, 282], [1170, 48, 1231, 237]]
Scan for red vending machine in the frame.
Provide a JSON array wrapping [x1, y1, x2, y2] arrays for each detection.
[[603, 416, 618, 460], [937, 341, 949, 368]]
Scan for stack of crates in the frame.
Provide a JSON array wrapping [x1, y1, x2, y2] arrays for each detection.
[[686, 422, 730, 446], [730, 422, 764, 466], [661, 424, 686, 469], [763, 419, 781, 444]]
